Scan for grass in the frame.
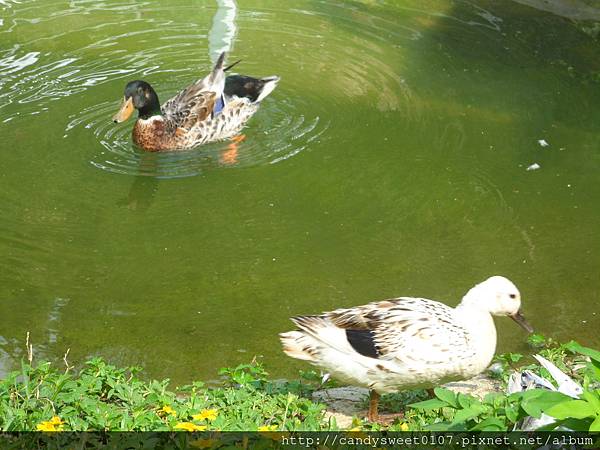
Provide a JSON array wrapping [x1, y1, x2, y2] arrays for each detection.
[[0, 356, 331, 432], [1, 334, 599, 434]]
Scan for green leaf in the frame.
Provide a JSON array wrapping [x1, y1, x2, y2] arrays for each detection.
[[504, 405, 519, 423], [434, 388, 459, 408], [509, 353, 523, 363], [520, 390, 572, 418], [483, 393, 502, 406], [582, 391, 600, 413], [451, 404, 485, 424], [546, 400, 597, 420], [564, 341, 600, 364], [457, 393, 477, 409], [589, 360, 600, 382], [590, 415, 600, 432], [408, 398, 447, 410], [508, 388, 543, 402], [423, 421, 453, 431], [527, 334, 547, 348], [560, 418, 593, 432], [470, 417, 506, 431]]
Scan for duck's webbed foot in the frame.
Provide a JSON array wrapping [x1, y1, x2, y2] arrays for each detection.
[[366, 390, 405, 425], [230, 134, 246, 144]]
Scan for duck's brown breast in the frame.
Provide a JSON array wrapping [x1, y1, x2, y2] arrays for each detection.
[[132, 118, 174, 151]]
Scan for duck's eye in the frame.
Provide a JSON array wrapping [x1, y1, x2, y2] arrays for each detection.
[[137, 87, 143, 94], [509, 294, 516, 299]]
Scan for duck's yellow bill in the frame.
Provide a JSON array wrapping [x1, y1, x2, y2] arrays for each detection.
[[112, 96, 134, 123]]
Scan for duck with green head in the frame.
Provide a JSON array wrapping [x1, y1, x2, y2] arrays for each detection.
[[113, 52, 279, 151]]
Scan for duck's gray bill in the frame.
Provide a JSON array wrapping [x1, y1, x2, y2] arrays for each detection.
[[510, 311, 533, 333]]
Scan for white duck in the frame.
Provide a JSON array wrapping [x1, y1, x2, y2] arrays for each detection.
[[280, 276, 533, 421]]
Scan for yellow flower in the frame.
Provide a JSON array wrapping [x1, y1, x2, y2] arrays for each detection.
[[49, 416, 64, 425], [400, 422, 409, 431], [36, 422, 56, 432], [36, 420, 64, 432], [159, 405, 176, 416], [190, 438, 219, 449], [257, 425, 277, 431], [192, 409, 218, 421], [174, 422, 207, 432]]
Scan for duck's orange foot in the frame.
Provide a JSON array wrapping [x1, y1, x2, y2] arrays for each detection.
[[230, 134, 246, 144], [220, 143, 239, 165]]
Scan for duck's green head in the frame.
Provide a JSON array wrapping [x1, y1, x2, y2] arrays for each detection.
[[113, 80, 162, 123]]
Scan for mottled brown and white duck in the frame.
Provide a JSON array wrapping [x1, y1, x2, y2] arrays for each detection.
[[280, 276, 533, 422]]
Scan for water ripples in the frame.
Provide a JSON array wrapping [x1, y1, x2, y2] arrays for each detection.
[[1, 0, 406, 177], [63, 94, 329, 177]]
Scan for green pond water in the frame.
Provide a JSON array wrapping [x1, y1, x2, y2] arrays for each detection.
[[1, 0, 600, 384]]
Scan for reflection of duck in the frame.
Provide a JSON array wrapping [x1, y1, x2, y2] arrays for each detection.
[[119, 154, 160, 212], [280, 276, 533, 422], [113, 52, 279, 151]]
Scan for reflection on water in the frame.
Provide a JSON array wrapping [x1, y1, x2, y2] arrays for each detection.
[[209, 0, 237, 62], [1, 0, 600, 383]]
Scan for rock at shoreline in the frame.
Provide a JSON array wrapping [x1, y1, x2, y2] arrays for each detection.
[[313, 386, 369, 428], [313, 373, 502, 428]]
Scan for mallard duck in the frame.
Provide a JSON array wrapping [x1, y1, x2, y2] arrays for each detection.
[[280, 276, 533, 422], [112, 52, 279, 151]]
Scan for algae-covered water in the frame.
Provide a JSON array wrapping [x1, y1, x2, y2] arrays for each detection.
[[1, 0, 600, 383]]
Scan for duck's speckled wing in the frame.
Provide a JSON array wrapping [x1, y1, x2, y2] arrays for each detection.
[[162, 90, 216, 129], [301, 297, 473, 365], [161, 52, 227, 129]]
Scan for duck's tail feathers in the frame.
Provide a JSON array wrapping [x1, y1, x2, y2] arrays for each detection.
[[288, 315, 355, 357], [280, 330, 319, 362], [214, 51, 226, 71], [256, 76, 280, 102], [224, 59, 241, 72], [209, 52, 227, 85]]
